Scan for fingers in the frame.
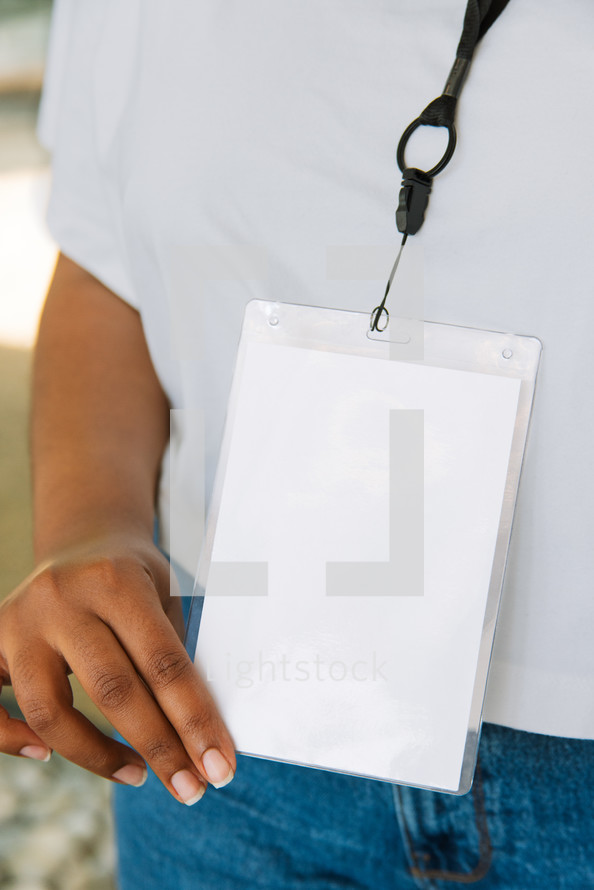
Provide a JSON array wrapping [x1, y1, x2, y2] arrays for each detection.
[[87, 564, 237, 787], [107, 593, 237, 788], [0, 549, 236, 805], [40, 623, 209, 805], [0, 685, 51, 761], [9, 639, 148, 789]]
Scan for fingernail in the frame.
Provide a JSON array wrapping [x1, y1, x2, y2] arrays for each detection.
[[19, 745, 51, 762], [202, 748, 234, 789], [111, 764, 148, 787], [171, 769, 206, 805]]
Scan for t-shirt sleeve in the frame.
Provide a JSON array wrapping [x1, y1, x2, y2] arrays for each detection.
[[37, 0, 139, 308]]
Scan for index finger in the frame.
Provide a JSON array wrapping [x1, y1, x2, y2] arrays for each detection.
[[67, 574, 237, 790], [114, 598, 236, 788]]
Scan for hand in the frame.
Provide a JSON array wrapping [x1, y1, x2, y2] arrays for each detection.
[[0, 531, 236, 805]]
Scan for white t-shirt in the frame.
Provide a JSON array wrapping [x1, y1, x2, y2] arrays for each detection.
[[39, 0, 594, 739]]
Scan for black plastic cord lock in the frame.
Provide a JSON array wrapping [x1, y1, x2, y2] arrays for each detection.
[[396, 168, 433, 237]]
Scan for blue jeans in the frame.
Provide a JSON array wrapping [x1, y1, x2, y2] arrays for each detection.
[[114, 721, 594, 889]]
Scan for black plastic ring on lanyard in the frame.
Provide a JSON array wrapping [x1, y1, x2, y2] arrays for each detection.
[[396, 119, 457, 179]]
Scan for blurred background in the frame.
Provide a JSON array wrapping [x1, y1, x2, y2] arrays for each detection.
[[0, 2, 117, 887]]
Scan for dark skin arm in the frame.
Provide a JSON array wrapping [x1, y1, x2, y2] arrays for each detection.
[[0, 253, 236, 804]]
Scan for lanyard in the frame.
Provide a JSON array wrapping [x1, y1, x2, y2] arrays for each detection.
[[370, 0, 511, 331]]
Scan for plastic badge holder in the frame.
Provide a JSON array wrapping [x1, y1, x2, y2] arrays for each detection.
[[186, 300, 541, 794]]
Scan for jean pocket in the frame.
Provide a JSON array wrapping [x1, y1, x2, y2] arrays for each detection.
[[392, 759, 492, 888]]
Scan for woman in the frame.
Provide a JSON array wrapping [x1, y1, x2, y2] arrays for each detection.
[[1, 1, 593, 886]]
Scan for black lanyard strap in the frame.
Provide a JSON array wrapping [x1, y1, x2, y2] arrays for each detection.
[[396, 0, 511, 234], [370, 0, 511, 332]]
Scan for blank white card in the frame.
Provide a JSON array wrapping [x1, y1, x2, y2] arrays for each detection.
[[192, 303, 538, 793]]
